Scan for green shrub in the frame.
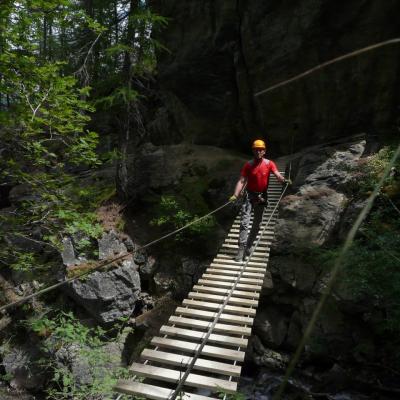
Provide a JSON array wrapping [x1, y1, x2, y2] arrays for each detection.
[[26, 311, 134, 400], [348, 146, 400, 196], [150, 195, 216, 243]]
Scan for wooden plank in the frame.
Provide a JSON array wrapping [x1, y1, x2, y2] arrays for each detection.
[[232, 218, 276, 224], [175, 307, 253, 326], [128, 362, 237, 393], [217, 252, 269, 261], [160, 325, 248, 347], [209, 262, 266, 272], [202, 274, 263, 285], [192, 285, 259, 299], [232, 218, 276, 223], [206, 268, 264, 278], [225, 229, 275, 238], [227, 231, 273, 236], [231, 218, 277, 224], [151, 337, 245, 362], [197, 279, 261, 291], [182, 299, 256, 316], [212, 255, 268, 269], [230, 225, 276, 231], [222, 243, 269, 250], [222, 241, 270, 248], [226, 236, 272, 242], [188, 291, 258, 307], [224, 239, 272, 245], [219, 248, 269, 257], [169, 316, 252, 336], [115, 380, 218, 400], [214, 254, 268, 263], [232, 216, 276, 221], [141, 349, 242, 376]]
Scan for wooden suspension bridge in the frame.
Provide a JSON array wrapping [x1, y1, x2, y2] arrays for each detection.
[[114, 163, 286, 399]]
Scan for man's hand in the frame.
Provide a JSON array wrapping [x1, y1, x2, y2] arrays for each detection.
[[229, 194, 237, 202], [283, 178, 292, 185]]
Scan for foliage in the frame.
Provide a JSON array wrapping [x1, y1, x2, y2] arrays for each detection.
[[29, 311, 104, 345], [343, 228, 400, 332], [313, 145, 400, 333], [0, 1, 166, 397], [0, 0, 106, 279], [347, 146, 400, 196], [217, 389, 245, 400], [25, 311, 133, 400], [150, 195, 216, 243], [0, 0, 168, 280]]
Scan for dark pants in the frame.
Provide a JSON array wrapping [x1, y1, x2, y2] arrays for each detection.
[[238, 191, 268, 248]]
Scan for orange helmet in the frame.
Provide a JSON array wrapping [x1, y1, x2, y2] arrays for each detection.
[[252, 139, 266, 150]]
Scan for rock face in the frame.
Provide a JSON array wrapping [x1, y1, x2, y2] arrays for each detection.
[[252, 138, 377, 367], [65, 231, 141, 324], [149, 0, 400, 151], [153, 257, 208, 297], [117, 142, 244, 200], [0, 343, 47, 390], [274, 139, 365, 252], [68, 261, 141, 324]]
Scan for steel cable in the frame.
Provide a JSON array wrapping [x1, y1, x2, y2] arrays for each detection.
[[169, 178, 290, 400], [0, 201, 232, 314], [254, 38, 400, 97]]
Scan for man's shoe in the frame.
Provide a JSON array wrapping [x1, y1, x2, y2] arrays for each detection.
[[235, 245, 245, 262]]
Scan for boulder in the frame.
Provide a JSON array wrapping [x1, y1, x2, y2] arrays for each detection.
[[249, 335, 290, 370], [44, 333, 123, 391], [153, 271, 175, 293], [153, 256, 207, 297], [254, 306, 289, 348], [63, 229, 142, 324], [274, 186, 346, 252], [98, 230, 128, 260], [270, 256, 318, 292], [66, 259, 141, 324], [273, 140, 365, 253], [0, 343, 46, 391], [139, 255, 157, 278], [61, 237, 78, 266], [53, 343, 92, 386]]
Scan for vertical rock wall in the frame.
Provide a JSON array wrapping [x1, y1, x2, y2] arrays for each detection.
[[149, 0, 400, 153]]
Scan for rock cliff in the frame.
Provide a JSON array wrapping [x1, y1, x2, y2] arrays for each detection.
[[148, 0, 400, 152]]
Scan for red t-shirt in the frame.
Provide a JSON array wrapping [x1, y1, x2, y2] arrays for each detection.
[[240, 158, 278, 192]]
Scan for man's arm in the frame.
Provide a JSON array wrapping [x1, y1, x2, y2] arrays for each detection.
[[273, 170, 285, 183], [234, 176, 247, 197], [229, 176, 247, 201], [270, 161, 288, 184]]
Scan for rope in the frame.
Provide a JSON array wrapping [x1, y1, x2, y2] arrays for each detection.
[[169, 179, 290, 400], [254, 38, 400, 97], [0, 201, 231, 314]]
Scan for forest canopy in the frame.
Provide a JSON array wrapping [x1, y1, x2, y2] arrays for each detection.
[[0, 0, 167, 275]]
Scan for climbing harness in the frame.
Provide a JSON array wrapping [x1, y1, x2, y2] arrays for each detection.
[[246, 190, 268, 206]]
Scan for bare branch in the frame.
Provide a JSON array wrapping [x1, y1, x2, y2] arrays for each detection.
[[75, 31, 103, 86]]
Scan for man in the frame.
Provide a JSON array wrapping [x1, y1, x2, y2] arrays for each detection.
[[229, 139, 289, 262]]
